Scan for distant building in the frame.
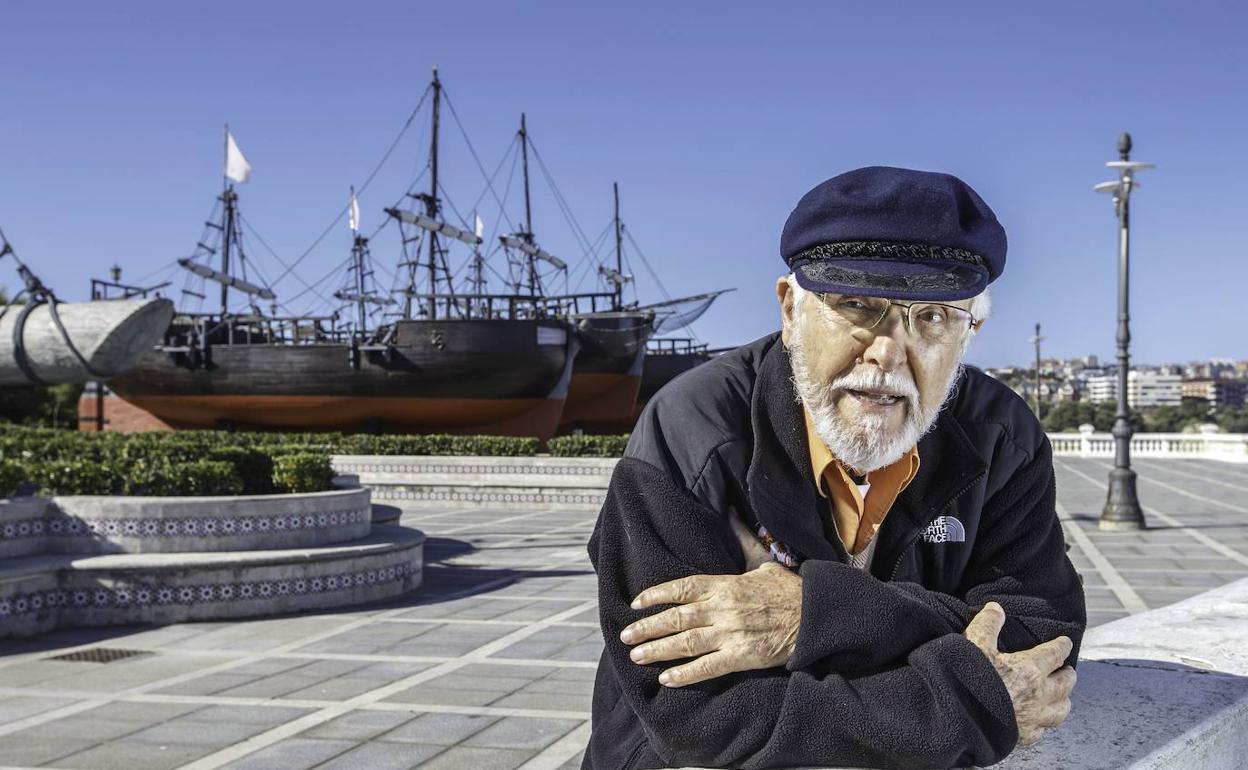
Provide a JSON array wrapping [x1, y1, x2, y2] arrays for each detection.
[[1181, 378, 1248, 407], [1087, 371, 1182, 408], [1055, 382, 1079, 403]]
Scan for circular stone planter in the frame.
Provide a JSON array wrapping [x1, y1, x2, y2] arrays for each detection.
[[12, 488, 374, 555], [0, 524, 425, 637]]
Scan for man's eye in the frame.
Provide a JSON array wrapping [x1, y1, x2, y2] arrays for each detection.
[[917, 308, 947, 324], [837, 299, 868, 311]]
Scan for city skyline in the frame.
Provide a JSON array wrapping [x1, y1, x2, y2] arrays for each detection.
[[2, 2, 1246, 369]]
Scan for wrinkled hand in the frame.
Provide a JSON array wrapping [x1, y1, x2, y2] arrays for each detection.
[[620, 562, 802, 687], [964, 602, 1077, 748]]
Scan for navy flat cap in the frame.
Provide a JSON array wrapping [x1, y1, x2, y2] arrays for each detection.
[[781, 166, 1006, 301]]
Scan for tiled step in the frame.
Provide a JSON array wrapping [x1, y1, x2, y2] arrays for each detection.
[[332, 455, 617, 510], [0, 524, 424, 638]]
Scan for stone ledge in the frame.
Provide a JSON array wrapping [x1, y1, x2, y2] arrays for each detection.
[[330, 455, 616, 510], [0, 524, 425, 638], [0, 489, 373, 556]]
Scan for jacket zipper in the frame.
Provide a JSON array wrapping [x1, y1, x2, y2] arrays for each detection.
[[620, 737, 647, 770], [889, 470, 986, 581]]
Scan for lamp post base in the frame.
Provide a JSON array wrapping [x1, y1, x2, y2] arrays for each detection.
[[1101, 466, 1146, 530]]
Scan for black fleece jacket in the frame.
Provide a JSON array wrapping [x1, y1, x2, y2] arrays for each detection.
[[583, 333, 1086, 770]]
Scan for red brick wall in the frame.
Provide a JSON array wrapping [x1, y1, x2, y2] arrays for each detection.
[[77, 393, 174, 433]]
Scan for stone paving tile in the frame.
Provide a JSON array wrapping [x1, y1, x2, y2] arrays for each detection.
[[51, 739, 216, 770], [313, 740, 443, 769], [462, 716, 583, 750], [152, 672, 257, 696], [125, 716, 270, 746], [0, 735, 99, 765], [184, 704, 314, 725], [303, 709, 418, 741], [490, 625, 603, 661], [220, 738, 359, 770], [2, 714, 148, 744], [411, 745, 535, 770], [379, 712, 501, 745], [74, 700, 205, 724], [0, 694, 81, 725]]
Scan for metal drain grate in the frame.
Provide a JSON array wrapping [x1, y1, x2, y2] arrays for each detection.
[[46, 648, 153, 664]]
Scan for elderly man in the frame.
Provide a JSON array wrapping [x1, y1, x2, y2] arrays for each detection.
[[583, 167, 1086, 770]]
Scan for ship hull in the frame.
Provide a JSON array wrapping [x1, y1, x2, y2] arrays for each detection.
[[104, 318, 577, 438], [559, 312, 652, 430]]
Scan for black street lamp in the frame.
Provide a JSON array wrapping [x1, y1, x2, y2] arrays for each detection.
[[1094, 133, 1153, 530]]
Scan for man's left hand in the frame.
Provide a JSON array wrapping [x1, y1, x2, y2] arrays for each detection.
[[619, 561, 802, 687]]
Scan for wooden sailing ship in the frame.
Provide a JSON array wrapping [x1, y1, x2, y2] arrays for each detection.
[[100, 69, 578, 438]]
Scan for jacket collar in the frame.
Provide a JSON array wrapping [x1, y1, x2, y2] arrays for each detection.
[[745, 336, 988, 568]]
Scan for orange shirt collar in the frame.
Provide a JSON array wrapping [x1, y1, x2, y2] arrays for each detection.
[[803, 407, 921, 554]]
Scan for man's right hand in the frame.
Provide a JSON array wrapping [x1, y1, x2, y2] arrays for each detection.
[[963, 602, 1077, 748]]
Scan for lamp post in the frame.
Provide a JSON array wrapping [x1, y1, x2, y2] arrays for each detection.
[[1031, 323, 1044, 420], [1094, 132, 1153, 531]]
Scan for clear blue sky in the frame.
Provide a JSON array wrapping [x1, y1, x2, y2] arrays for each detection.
[[3, 1, 1245, 369]]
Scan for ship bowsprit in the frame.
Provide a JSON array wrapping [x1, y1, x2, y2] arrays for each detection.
[[104, 318, 579, 439], [0, 298, 174, 386]]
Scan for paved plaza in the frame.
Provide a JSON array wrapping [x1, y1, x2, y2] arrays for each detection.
[[1, 456, 1247, 770]]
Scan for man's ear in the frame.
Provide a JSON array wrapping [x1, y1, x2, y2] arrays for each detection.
[[776, 277, 795, 346]]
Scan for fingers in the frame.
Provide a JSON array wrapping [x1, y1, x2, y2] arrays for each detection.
[[1035, 666, 1077, 729], [963, 601, 1006, 653], [1049, 665, 1077, 698], [659, 650, 738, 687], [630, 626, 719, 665], [1028, 635, 1074, 675], [620, 603, 705, 644], [631, 575, 713, 610]]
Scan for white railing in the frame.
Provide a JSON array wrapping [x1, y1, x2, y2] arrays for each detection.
[[1048, 424, 1248, 463]]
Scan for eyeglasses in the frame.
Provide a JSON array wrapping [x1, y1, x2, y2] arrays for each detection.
[[816, 293, 981, 346]]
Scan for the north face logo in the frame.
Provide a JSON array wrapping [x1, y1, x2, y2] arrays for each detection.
[[920, 516, 966, 544]]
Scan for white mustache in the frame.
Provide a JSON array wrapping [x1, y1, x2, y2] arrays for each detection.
[[830, 369, 918, 402]]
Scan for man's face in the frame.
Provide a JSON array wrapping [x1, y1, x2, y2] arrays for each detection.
[[777, 277, 974, 475]]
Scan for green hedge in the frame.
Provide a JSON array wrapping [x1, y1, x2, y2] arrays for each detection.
[[0, 425, 631, 496], [273, 453, 335, 494], [547, 434, 630, 457], [152, 461, 244, 497], [0, 459, 26, 496]]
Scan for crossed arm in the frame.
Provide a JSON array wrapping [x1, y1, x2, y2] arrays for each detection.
[[590, 441, 1084, 766]]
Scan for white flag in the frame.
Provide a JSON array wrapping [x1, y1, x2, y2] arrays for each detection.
[[225, 131, 252, 184], [474, 213, 485, 239], [349, 190, 361, 233]]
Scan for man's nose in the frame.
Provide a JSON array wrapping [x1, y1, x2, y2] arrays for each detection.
[[860, 307, 908, 371]]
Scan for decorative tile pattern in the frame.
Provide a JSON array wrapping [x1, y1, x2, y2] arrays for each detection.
[[0, 507, 370, 543], [371, 489, 605, 506], [0, 560, 418, 619], [334, 459, 615, 477]]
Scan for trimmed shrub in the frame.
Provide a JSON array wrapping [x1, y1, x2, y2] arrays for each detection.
[[548, 434, 630, 458], [207, 447, 276, 494], [449, 435, 539, 456], [0, 459, 25, 496], [28, 459, 116, 495], [150, 461, 244, 496], [272, 453, 335, 493]]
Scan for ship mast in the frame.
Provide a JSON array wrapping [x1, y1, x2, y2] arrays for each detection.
[[425, 67, 442, 319], [519, 114, 538, 295], [221, 125, 236, 316], [613, 182, 623, 312], [352, 242, 368, 334]]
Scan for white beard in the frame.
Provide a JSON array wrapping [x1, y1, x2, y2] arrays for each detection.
[[788, 321, 966, 476]]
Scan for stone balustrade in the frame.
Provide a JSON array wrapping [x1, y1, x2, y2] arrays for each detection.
[[1048, 425, 1248, 462]]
